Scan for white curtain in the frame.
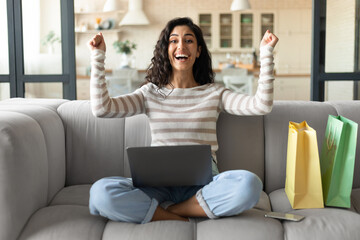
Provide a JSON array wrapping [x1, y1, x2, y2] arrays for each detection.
[[22, 0, 41, 74], [0, 0, 9, 75]]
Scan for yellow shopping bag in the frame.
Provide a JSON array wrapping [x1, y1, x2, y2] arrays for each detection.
[[285, 121, 324, 209]]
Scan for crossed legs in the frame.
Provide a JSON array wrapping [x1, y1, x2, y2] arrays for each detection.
[[89, 170, 262, 224]]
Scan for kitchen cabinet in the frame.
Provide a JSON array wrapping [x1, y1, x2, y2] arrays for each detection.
[[199, 14, 212, 48], [260, 13, 274, 36], [220, 14, 233, 48], [240, 13, 253, 48], [198, 11, 275, 51]]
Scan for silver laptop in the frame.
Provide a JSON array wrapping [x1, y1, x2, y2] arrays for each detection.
[[126, 145, 213, 187]]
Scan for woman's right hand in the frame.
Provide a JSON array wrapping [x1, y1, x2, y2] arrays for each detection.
[[88, 32, 106, 52], [260, 30, 278, 48]]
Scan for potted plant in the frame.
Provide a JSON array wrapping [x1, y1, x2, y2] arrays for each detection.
[[41, 31, 61, 54], [113, 40, 137, 68]]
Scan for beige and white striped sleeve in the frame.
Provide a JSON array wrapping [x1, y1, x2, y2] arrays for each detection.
[[90, 49, 145, 118], [220, 45, 275, 116]]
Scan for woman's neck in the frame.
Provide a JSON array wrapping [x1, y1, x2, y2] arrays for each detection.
[[167, 71, 199, 89]]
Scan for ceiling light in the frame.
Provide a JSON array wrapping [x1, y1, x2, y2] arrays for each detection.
[[103, 0, 121, 12], [230, 0, 251, 11]]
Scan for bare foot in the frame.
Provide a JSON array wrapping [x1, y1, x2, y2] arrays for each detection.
[[167, 195, 207, 218], [151, 206, 189, 222]]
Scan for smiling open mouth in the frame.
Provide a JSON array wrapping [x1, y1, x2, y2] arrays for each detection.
[[175, 54, 189, 60]]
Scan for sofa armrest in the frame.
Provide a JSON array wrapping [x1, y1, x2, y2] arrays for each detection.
[[0, 112, 48, 240]]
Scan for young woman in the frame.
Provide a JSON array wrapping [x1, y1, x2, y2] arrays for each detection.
[[88, 17, 278, 224]]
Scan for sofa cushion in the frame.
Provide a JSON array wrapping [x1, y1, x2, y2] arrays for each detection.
[[283, 208, 360, 240], [268, 188, 293, 213], [124, 114, 152, 177], [50, 185, 91, 206], [264, 101, 338, 193], [253, 191, 271, 212], [351, 188, 360, 213], [216, 113, 264, 182], [18, 205, 107, 240], [57, 101, 126, 185], [196, 209, 284, 240], [0, 105, 65, 204], [103, 220, 194, 240]]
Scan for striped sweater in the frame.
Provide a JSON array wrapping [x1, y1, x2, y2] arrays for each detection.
[[90, 45, 275, 162]]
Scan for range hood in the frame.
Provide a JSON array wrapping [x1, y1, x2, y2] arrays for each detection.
[[119, 0, 150, 26]]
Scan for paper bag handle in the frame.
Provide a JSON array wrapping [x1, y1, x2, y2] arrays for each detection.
[[327, 124, 335, 150]]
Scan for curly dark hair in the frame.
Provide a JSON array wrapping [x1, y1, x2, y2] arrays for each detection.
[[145, 17, 214, 88]]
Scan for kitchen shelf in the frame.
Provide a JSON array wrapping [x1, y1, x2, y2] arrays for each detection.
[[74, 10, 125, 15], [74, 9, 125, 45], [220, 23, 232, 27], [261, 13, 274, 35], [75, 29, 122, 34]]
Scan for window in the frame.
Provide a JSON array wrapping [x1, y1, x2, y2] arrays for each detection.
[[311, 0, 360, 101], [2, 0, 76, 99]]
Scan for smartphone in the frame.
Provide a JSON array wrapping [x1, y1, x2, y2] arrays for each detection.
[[264, 211, 305, 222]]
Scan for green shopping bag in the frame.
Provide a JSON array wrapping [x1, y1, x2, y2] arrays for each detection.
[[320, 115, 358, 208]]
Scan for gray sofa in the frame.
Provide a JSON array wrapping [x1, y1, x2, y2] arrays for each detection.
[[1, 98, 360, 240]]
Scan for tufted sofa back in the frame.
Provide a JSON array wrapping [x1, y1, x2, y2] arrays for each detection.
[[57, 100, 265, 186], [56, 100, 360, 193]]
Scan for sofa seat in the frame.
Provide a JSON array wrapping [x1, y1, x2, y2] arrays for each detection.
[[17, 184, 360, 240], [103, 221, 194, 240], [18, 205, 107, 240], [50, 185, 92, 207], [269, 188, 360, 240], [40, 185, 275, 240], [196, 209, 284, 240], [102, 209, 284, 240], [282, 209, 360, 240]]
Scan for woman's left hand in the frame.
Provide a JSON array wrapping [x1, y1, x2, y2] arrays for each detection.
[[260, 30, 278, 48]]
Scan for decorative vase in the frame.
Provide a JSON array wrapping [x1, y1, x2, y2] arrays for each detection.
[[48, 45, 54, 54], [119, 53, 130, 68]]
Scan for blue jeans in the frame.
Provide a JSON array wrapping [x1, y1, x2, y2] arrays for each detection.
[[89, 170, 262, 224]]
